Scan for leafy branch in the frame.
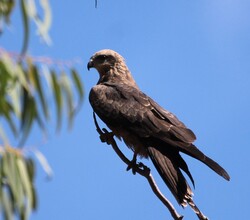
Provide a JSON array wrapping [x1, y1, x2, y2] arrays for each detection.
[[0, 1, 85, 219], [0, 49, 84, 145], [0, 147, 36, 220]]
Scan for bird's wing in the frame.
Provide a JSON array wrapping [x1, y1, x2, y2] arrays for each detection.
[[90, 82, 195, 144], [90, 81, 230, 202]]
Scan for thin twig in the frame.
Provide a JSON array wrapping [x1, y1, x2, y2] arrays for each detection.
[[93, 112, 183, 220], [187, 198, 209, 220], [0, 47, 82, 68]]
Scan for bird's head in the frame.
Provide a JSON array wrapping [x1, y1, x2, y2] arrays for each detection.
[[87, 49, 138, 86], [87, 49, 125, 74]]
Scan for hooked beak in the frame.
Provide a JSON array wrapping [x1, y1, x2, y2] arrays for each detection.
[[87, 59, 94, 71]]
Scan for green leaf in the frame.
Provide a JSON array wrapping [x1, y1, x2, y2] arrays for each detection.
[[25, 158, 37, 210], [60, 72, 74, 129], [1, 53, 29, 90], [26, 0, 37, 18], [1, 151, 15, 220], [71, 68, 84, 110], [0, 59, 11, 94], [0, 149, 37, 219], [0, 155, 3, 192], [0, 125, 10, 145], [8, 80, 21, 118], [33, 149, 53, 179], [30, 183, 37, 210], [17, 156, 33, 220], [4, 151, 18, 203], [51, 70, 63, 130], [15, 63, 29, 91], [24, 0, 52, 44], [25, 158, 35, 182], [31, 64, 49, 119], [41, 64, 52, 89], [20, 88, 36, 145], [2, 190, 14, 220], [0, 0, 15, 24], [20, 0, 30, 55], [19, 86, 45, 145], [37, 0, 52, 44], [14, 155, 25, 213], [1, 100, 18, 137]]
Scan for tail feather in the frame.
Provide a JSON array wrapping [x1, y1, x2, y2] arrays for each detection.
[[156, 135, 230, 181], [177, 143, 230, 181], [148, 147, 193, 206]]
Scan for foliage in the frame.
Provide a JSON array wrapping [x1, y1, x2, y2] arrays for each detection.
[[0, 0, 84, 219], [0, 51, 84, 145], [0, 147, 36, 220]]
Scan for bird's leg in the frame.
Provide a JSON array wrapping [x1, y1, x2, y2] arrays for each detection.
[[99, 128, 114, 145], [126, 152, 138, 175]]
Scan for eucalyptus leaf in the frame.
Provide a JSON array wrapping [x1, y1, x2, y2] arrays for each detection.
[[5, 151, 19, 204], [26, 0, 37, 18], [15, 63, 29, 91], [25, 158, 35, 181], [51, 71, 63, 130], [30, 183, 37, 210], [20, 88, 36, 145], [20, 0, 29, 56], [8, 81, 21, 118], [16, 157, 33, 220], [1, 100, 18, 137], [71, 68, 84, 108], [31, 64, 49, 119], [1, 152, 14, 220], [0, 0, 15, 24], [0, 59, 12, 94], [0, 125, 9, 145], [25, 158, 37, 210], [14, 154, 25, 213], [36, 0, 52, 44], [60, 72, 74, 128], [1, 53, 29, 91], [32, 149, 53, 179], [2, 190, 14, 220]]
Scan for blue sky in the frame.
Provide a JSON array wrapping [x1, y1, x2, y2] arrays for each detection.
[[1, 0, 250, 219]]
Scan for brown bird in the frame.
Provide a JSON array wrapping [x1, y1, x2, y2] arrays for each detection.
[[88, 49, 230, 207]]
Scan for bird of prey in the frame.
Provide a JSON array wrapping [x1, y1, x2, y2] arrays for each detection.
[[87, 49, 230, 207]]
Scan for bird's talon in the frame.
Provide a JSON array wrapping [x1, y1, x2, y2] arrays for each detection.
[[138, 162, 144, 168], [99, 131, 114, 145], [126, 158, 138, 175]]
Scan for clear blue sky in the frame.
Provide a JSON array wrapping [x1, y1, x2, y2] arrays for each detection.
[[1, 0, 250, 219]]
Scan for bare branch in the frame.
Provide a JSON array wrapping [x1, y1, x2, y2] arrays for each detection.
[[93, 112, 183, 220], [0, 48, 82, 68], [187, 199, 208, 220]]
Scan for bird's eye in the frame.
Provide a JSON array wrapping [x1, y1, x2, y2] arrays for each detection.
[[96, 55, 107, 62]]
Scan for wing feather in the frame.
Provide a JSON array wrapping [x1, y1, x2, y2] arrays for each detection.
[[90, 83, 196, 142], [89, 82, 230, 181]]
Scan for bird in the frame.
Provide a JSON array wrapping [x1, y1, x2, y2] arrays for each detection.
[[87, 49, 230, 207]]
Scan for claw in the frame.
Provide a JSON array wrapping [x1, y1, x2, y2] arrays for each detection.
[[99, 129, 114, 145], [126, 153, 138, 175], [126, 162, 137, 175]]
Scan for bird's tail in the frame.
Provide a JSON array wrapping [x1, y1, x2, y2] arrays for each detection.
[[148, 147, 193, 206], [176, 143, 230, 181], [148, 147, 210, 219]]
